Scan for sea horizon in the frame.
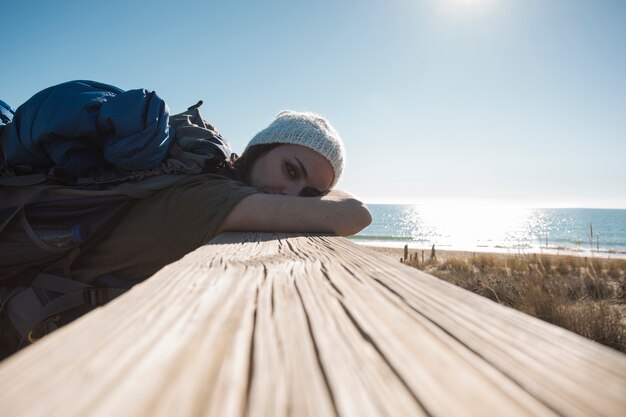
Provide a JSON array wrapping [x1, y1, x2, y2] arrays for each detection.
[[350, 204, 626, 259], [363, 200, 626, 210]]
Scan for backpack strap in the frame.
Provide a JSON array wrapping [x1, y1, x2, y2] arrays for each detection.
[[5, 273, 128, 345], [0, 186, 53, 234], [0, 173, 47, 186], [32, 273, 91, 293], [19, 210, 68, 253]]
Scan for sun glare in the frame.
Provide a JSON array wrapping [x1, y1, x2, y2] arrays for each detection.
[[447, 0, 490, 9], [449, 0, 478, 4], [437, 0, 493, 18]]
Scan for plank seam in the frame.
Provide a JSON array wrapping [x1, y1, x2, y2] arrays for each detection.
[[320, 265, 344, 297], [243, 285, 260, 417], [293, 279, 340, 417], [336, 299, 434, 417], [368, 276, 567, 417]]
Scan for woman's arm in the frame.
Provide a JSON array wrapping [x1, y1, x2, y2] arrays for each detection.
[[217, 190, 372, 236]]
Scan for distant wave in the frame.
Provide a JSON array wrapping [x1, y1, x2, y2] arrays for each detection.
[[351, 234, 422, 242]]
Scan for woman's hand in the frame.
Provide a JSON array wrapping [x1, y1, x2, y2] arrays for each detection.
[[217, 190, 372, 236]]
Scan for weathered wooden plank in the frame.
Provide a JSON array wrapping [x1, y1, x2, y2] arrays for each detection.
[[0, 233, 624, 417]]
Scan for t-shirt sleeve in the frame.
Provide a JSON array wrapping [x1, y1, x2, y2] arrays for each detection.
[[160, 174, 259, 244], [71, 174, 258, 283]]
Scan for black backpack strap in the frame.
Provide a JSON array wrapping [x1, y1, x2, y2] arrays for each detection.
[[14, 286, 127, 344], [3, 273, 128, 347], [0, 185, 54, 233], [32, 273, 91, 293], [0, 173, 47, 186], [32, 284, 126, 319]]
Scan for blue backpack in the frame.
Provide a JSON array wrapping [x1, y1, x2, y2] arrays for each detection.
[[0, 99, 14, 131], [0, 80, 236, 356]]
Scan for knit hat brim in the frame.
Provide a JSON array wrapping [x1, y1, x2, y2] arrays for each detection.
[[245, 111, 345, 187]]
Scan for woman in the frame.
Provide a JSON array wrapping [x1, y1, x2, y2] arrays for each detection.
[[226, 110, 370, 235], [0, 81, 370, 280]]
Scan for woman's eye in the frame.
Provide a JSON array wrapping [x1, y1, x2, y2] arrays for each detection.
[[285, 162, 297, 179]]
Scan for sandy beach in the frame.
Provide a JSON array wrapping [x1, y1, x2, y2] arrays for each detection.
[[357, 242, 626, 263]]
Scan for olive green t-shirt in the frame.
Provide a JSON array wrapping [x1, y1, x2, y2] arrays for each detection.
[[71, 174, 258, 284]]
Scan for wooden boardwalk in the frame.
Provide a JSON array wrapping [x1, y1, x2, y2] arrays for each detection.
[[0, 233, 625, 417]]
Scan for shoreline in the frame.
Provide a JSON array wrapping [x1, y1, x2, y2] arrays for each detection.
[[353, 241, 626, 262]]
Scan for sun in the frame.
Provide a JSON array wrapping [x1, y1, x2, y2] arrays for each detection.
[[444, 0, 491, 12], [452, 0, 485, 5]]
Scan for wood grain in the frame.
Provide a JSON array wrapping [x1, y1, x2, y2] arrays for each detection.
[[0, 233, 624, 417]]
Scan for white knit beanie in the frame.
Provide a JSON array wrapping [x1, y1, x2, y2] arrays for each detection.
[[245, 110, 345, 187]]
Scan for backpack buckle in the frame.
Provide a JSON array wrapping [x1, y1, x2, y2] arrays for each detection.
[[83, 288, 126, 306], [83, 288, 107, 306]]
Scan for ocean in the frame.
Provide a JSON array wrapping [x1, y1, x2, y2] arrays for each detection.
[[349, 204, 626, 257]]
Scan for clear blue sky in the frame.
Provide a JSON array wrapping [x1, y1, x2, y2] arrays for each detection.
[[3, 0, 625, 207]]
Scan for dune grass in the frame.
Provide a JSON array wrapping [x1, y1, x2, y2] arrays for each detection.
[[404, 253, 626, 352]]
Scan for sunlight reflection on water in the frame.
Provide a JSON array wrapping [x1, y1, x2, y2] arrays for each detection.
[[352, 204, 626, 255]]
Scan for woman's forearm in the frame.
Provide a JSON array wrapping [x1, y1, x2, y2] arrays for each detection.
[[217, 190, 372, 236]]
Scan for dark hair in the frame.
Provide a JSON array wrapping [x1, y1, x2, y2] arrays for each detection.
[[232, 143, 281, 185], [232, 143, 325, 197]]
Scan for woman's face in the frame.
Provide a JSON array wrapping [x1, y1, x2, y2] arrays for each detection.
[[248, 144, 334, 196]]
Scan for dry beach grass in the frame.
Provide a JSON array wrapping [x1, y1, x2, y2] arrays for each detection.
[[367, 245, 626, 353]]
